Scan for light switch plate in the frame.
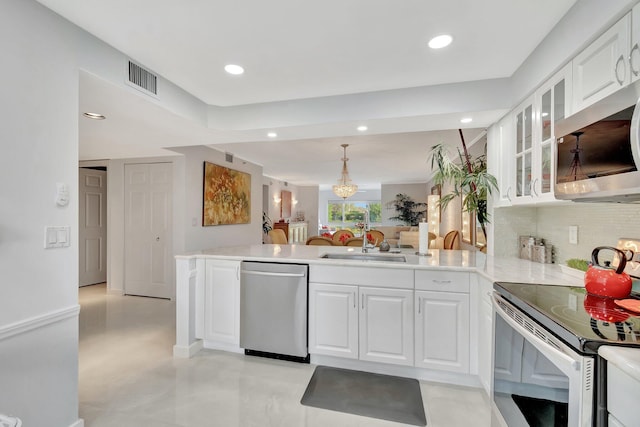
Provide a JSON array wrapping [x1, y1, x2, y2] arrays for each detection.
[[44, 226, 70, 248], [569, 225, 578, 245]]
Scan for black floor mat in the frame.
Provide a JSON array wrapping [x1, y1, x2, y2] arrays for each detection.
[[511, 394, 568, 427], [301, 365, 427, 426]]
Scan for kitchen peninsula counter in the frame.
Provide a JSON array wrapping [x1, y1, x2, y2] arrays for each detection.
[[176, 244, 584, 286], [174, 244, 585, 390]]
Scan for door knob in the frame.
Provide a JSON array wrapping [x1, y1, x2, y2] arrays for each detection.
[[156, 237, 160, 241]]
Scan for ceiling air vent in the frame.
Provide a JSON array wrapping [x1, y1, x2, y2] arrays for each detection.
[[225, 152, 234, 163], [127, 61, 157, 96]]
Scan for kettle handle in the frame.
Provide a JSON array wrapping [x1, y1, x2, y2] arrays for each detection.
[[591, 246, 627, 274]]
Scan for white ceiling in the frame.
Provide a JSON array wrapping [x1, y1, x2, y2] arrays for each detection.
[[43, 0, 577, 186]]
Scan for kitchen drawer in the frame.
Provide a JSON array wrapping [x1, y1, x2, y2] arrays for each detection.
[[309, 265, 414, 289], [607, 362, 640, 427], [415, 270, 470, 293]]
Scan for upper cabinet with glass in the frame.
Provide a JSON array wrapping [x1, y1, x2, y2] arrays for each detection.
[[533, 63, 572, 203], [507, 64, 572, 205]]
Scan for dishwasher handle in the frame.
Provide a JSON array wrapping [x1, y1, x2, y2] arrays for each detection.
[[241, 270, 306, 278]]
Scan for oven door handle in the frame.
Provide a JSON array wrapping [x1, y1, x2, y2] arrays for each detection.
[[492, 292, 580, 372]]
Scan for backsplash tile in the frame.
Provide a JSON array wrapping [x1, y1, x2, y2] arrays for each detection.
[[493, 203, 640, 264]]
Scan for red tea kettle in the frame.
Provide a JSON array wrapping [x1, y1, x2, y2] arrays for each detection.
[[584, 246, 632, 299]]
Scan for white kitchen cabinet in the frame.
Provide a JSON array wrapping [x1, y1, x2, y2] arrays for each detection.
[[631, 4, 640, 83], [477, 275, 494, 393], [507, 64, 571, 205], [512, 95, 535, 203], [532, 63, 571, 203], [573, 13, 630, 112], [415, 290, 469, 373], [488, 113, 515, 207], [414, 270, 470, 373], [203, 259, 241, 347], [607, 362, 640, 427], [308, 283, 358, 359], [359, 286, 414, 366]]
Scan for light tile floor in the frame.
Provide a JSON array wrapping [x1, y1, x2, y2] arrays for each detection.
[[79, 284, 492, 427]]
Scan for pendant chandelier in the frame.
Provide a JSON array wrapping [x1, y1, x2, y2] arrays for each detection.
[[332, 144, 358, 199]]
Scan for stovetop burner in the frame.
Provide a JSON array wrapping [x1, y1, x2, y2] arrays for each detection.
[[494, 282, 640, 354]]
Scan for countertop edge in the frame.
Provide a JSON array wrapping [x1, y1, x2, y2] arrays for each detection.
[[599, 346, 640, 381]]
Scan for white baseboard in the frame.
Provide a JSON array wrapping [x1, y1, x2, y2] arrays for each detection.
[[0, 305, 80, 342], [69, 419, 84, 427], [173, 340, 203, 358]]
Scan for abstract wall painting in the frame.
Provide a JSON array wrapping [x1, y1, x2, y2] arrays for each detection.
[[203, 162, 251, 226]]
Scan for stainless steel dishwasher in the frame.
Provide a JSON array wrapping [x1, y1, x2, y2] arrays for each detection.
[[239, 261, 309, 362]]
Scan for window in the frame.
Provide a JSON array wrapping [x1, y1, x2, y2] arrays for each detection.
[[327, 200, 381, 228]]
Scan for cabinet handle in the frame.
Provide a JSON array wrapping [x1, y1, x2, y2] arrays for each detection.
[[353, 292, 356, 309], [361, 294, 365, 310], [531, 178, 539, 197], [615, 54, 626, 85], [418, 298, 422, 314], [432, 279, 452, 284], [236, 266, 240, 280], [630, 43, 640, 76]]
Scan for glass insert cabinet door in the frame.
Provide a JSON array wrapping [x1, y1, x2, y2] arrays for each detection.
[[515, 102, 533, 198], [537, 79, 565, 196]]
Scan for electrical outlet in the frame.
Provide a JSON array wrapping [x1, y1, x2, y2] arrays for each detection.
[[569, 225, 578, 245]]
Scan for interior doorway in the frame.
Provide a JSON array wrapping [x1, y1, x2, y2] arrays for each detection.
[[123, 162, 173, 299], [79, 167, 107, 287]]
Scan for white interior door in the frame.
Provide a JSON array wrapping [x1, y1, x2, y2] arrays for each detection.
[[79, 168, 107, 287], [124, 163, 173, 299]]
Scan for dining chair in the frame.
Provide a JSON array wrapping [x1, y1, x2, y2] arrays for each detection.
[[344, 237, 364, 247], [306, 236, 334, 246], [366, 230, 384, 247], [268, 228, 288, 244], [443, 230, 460, 250], [332, 229, 354, 246]]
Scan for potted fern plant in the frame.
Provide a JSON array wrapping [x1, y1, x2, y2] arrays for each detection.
[[389, 193, 427, 226], [429, 136, 498, 244]]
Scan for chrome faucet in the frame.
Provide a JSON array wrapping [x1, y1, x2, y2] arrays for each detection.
[[362, 210, 374, 253]]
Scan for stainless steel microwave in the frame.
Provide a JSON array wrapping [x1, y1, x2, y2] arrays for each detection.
[[554, 90, 640, 203]]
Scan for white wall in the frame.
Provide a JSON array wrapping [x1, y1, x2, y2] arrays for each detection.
[[171, 146, 263, 251], [0, 0, 81, 425], [381, 183, 428, 225], [263, 178, 300, 223], [295, 186, 320, 237]]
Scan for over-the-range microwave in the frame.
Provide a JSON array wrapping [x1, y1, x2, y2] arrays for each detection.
[[554, 83, 640, 203]]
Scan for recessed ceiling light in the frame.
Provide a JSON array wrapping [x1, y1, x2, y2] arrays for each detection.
[[460, 117, 473, 124], [83, 112, 106, 120], [357, 125, 368, 132], [541, 112, 549, 117], [267, 132, 277, 138], [224, 64, 244, 75], [428, 34, 453, 49]]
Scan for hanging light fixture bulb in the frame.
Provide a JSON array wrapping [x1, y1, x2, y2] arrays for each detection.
[[332, 144, 358, 199]]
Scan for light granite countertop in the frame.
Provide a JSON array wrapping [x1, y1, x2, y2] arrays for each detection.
[[176, 243, 584, 286], [599, 346, 640, 381]]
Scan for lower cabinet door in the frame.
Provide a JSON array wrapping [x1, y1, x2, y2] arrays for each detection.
[[309, 283, 358, 359], [415, 290, 469, 373], [359, 287, 414, 366], [204, 259, 241, 345]]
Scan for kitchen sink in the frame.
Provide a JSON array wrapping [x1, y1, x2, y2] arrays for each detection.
[[320, 253, 407, 263]]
